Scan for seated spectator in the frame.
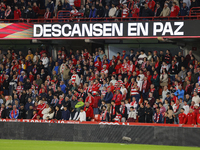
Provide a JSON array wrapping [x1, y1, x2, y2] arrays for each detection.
[[160, 3, 170, 17], [109, 4, 116, 17], [180, 2, 189, 16], [113, 111, 122, 122], [9, 105, 19, 119], [44, 106, 55, 120], [127, 107, 137, 122], [54, 105, 62, 120], [84, 102, 93, 121], [71, 6, 78, 15], [89, 5, 97, 18], [170, 2, 180, 17]]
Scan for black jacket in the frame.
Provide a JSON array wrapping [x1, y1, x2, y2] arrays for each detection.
[[155, 7, 162, 16], [18, 108, 26, 119], [1, 108, 6, 118], [145, 107, 153, 123], [96, 6, 105, 17], [3, 79, 9, 90], [54, 110, 62, 120], [27, 10, 35, 18], [138, 107, 145, 122], [26, 109, 33, 119], [6, 107, 13, 118], [141, 8, 153, 17]]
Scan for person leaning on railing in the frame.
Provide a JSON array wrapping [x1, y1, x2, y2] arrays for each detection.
[[160, 3, 170, 17]]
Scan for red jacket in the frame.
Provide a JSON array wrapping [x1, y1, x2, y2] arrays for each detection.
[[37, 103, 46, 117], [115, 94, 122, 106], [74, 0, 81, 8], [197, 114, 200, 124], [170, 5, 180, 17], [148, 0, 155, 12], [85, 96, 94, 107], [187, 112, 195, 125], [178, 113, 187, 124], [94, 61, 102, 71], [33, 6, 40, 14], [132, 8, 140, 17], [93, 95, 101, 108], [14, 9, 21, 19], [84, 106, 94, 118]]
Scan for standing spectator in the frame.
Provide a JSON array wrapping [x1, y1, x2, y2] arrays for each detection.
[[113, 111, 122, 122], [9, 105, 19, 119], [0, 103, 6, 119], [61, 105, 70, 120], [190, 0, 198, 9], [71, 6, 78, 15], [192, 91, 200, 105], [141, 3, 153, 17], [109, 3, 116, 17], [32, 2, 40, 18], [138, 103, 145, 122], [47, 0, 54, 17], [63, 0, 72, 11], [154, 3, 162, 16], [160, 3, 170, 16], [5, 5, 13, 19], [84, 102, 93, 121], [145, 103, 153, 123], [18, 104, 26, 119], [122, 4, 129, 18], [119, 100, 127, 122], [27, 6, 35, 19], [180, 2, 189, 16], [89, 5, 97, 18], [187, 109, 195, 125], [170, 2, 180, 17], [100, 106, 109, 121], [76, 108, 86, 122], [104, 5, 109, 18], [44, 8, 51, 19], [148, 0, 156, 12], [0, 7, 5, 19], [173, 99, 183, 124], [54, 105, 62, 120], [84, 5, 90, 18], [183, 0, 191, 8], [96, 3, 105, 18], [174, 85, 184, 100], [131, 4, 140, 17], [153, 107, 163, 123]]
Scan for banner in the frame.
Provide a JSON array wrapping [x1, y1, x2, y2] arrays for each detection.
[[33, 20, 200, 39], [0, 20, 200, 39], [0, 119, 198, 128]]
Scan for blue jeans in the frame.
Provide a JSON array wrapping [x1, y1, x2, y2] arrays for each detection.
[[174, 116, 179, 124]]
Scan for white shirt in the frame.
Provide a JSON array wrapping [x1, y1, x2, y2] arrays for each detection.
[[162, 89, 169, 103], [138, 53, 147, 64], [110, 79, 117, 86], [76, 111, 86, 122], [42, 107, 50, 115], [42, 57, 49, 68], [125, 103, 131, 114], [120, 87, 127, 95], [183, 105, 189, 115], [192, 95, 200, 105], [137, 80, 143, 92]]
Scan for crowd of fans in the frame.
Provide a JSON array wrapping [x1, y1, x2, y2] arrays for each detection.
[[0, 0, 199, 20], [0, 46, 200, 125]]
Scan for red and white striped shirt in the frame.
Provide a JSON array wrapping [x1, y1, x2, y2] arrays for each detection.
[[115, 80, 123, 87], [71, 74, 77, 85], [194, 87, 200, 94], [131, 86, 139, 95], [16, 86, 24, 94], [101, 90, 107, 96]]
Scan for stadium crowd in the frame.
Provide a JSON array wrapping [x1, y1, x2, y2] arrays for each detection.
[[0, 0, 199, 20], [0, 46, 200, 125]]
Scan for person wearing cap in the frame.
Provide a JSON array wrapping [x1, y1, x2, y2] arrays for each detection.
[[160, 3, 170, 17]]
